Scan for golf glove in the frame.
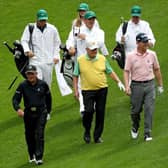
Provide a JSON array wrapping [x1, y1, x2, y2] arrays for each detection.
[[157, 86, 164, 94], [118, 81, 125, 91]]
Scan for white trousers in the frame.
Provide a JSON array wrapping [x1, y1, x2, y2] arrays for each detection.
[[32, 63, 53, 87], [78, 77, 85, 113]]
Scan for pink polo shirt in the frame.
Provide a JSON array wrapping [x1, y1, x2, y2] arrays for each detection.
[[124, 49, 160, 81]]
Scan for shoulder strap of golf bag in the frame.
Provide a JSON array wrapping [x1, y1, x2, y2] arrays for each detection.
[[122, 21, 128, 35], [28, 23, 34, 50]]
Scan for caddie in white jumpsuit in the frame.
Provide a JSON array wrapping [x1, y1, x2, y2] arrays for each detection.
[[21, 9, 61, 87], [116, 5, 156, 54], [21, 9, 61, 120]]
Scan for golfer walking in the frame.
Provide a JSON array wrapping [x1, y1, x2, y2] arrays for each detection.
[[124, 33, 163, 141], [12, 65, 51, 165], [73, 38, 125, 144]]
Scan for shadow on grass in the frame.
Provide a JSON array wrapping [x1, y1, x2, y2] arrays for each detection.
[[51, 100, 78, 116], [0, 116, 22, 133], [16, 163, 37, 168], [46, 116, 81, 140]]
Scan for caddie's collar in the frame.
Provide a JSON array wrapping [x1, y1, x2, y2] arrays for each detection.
[[37, 23, 47, 32]]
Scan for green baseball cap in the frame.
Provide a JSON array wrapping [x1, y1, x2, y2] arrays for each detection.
[[84, 11, 96, 19], [131, 5, 141, 17], [37, 9, 48, 21], [78, 3, 89, 11]]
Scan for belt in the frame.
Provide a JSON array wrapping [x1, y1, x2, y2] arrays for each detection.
[[26, 106, 46, 112], [131, 79, 153, 83]]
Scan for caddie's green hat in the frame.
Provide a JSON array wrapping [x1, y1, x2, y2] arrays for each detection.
[[78, 3, 89, 11], [37, 9, 48, 21], [84, 11, 96, 19], [131, 5, 141, 17]]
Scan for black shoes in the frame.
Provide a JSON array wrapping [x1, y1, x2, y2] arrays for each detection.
[[83, 131, 103, 144], [80, 111, 84, 118], [83, 132, 91, 144]]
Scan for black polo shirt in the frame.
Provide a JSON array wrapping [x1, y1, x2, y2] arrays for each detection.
[[12, 79, 51, 113]]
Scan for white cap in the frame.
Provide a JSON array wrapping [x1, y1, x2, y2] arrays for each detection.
[[85, 38, 98, 50]]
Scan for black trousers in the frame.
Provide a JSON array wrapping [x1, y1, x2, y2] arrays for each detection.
[[82, 87, 108, 141], [23, 108, 47, 160]]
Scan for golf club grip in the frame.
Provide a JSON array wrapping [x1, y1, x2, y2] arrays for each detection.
[[8, 76, 18, 90], [3, 42, 15, 54]]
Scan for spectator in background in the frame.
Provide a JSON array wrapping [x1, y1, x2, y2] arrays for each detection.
[[72, 2, 99, 29]]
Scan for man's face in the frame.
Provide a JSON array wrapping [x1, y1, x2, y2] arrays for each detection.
[[86, 48, 98, 58], [37, 20, 47, 28], [137, 41, 149, 50], [132, 16, 140, 24], [26, 72, 37, 84], [84, 17, 95, 29]]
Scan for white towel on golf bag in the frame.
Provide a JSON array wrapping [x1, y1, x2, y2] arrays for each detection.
[[55, 61, 72, 96]]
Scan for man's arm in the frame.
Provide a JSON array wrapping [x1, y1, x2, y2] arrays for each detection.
[[154, 68, 164, 94], [12, 84, 24, 117], [73, 60, 80, 99], [73, 76, 79, 99], [124, 70, 131, 95], [53, 27, 61, 64], [21, 24, 34, 58]]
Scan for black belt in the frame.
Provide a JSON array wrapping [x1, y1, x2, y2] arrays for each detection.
[[132, 79, 153, 83], [26, 106, 46, 112]]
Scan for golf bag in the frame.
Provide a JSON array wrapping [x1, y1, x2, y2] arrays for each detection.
[[111, 21, 128, 69], [111, 42, 125, 69], [4, 23, 34, 78], [60, 44, 74, 88], [4, 40, 28, 78]]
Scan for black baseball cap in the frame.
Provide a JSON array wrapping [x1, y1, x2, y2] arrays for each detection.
[[25, 65, 37, 73], [136, 33, 149, 43]]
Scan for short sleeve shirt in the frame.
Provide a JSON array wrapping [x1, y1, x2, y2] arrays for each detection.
[[124, 49, 160, 81]]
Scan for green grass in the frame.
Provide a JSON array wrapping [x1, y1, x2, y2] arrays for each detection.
[[0, 0, 168, 167]]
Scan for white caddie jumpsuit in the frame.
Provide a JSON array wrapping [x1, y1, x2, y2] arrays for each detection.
[[21, 23, 61, 87], [116, 19, 156, 54]]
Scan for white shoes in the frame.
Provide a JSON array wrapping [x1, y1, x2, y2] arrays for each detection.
[[29, 155, 43, 165], [131, 128, 138, 139], [29, 158, 36, 163], [144, 134, 153, 141], [29, 155, 36, 163], [47, 114, 51, 120], [35, 159, 43, 165]]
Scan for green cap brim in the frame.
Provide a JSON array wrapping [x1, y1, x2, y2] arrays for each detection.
[[37, 16, 48, 21], [131, 13, 141, 17], [78, 8, 87, 11]]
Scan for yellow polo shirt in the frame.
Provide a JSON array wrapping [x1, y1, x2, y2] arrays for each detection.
[[73, 53, 113, 90]]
